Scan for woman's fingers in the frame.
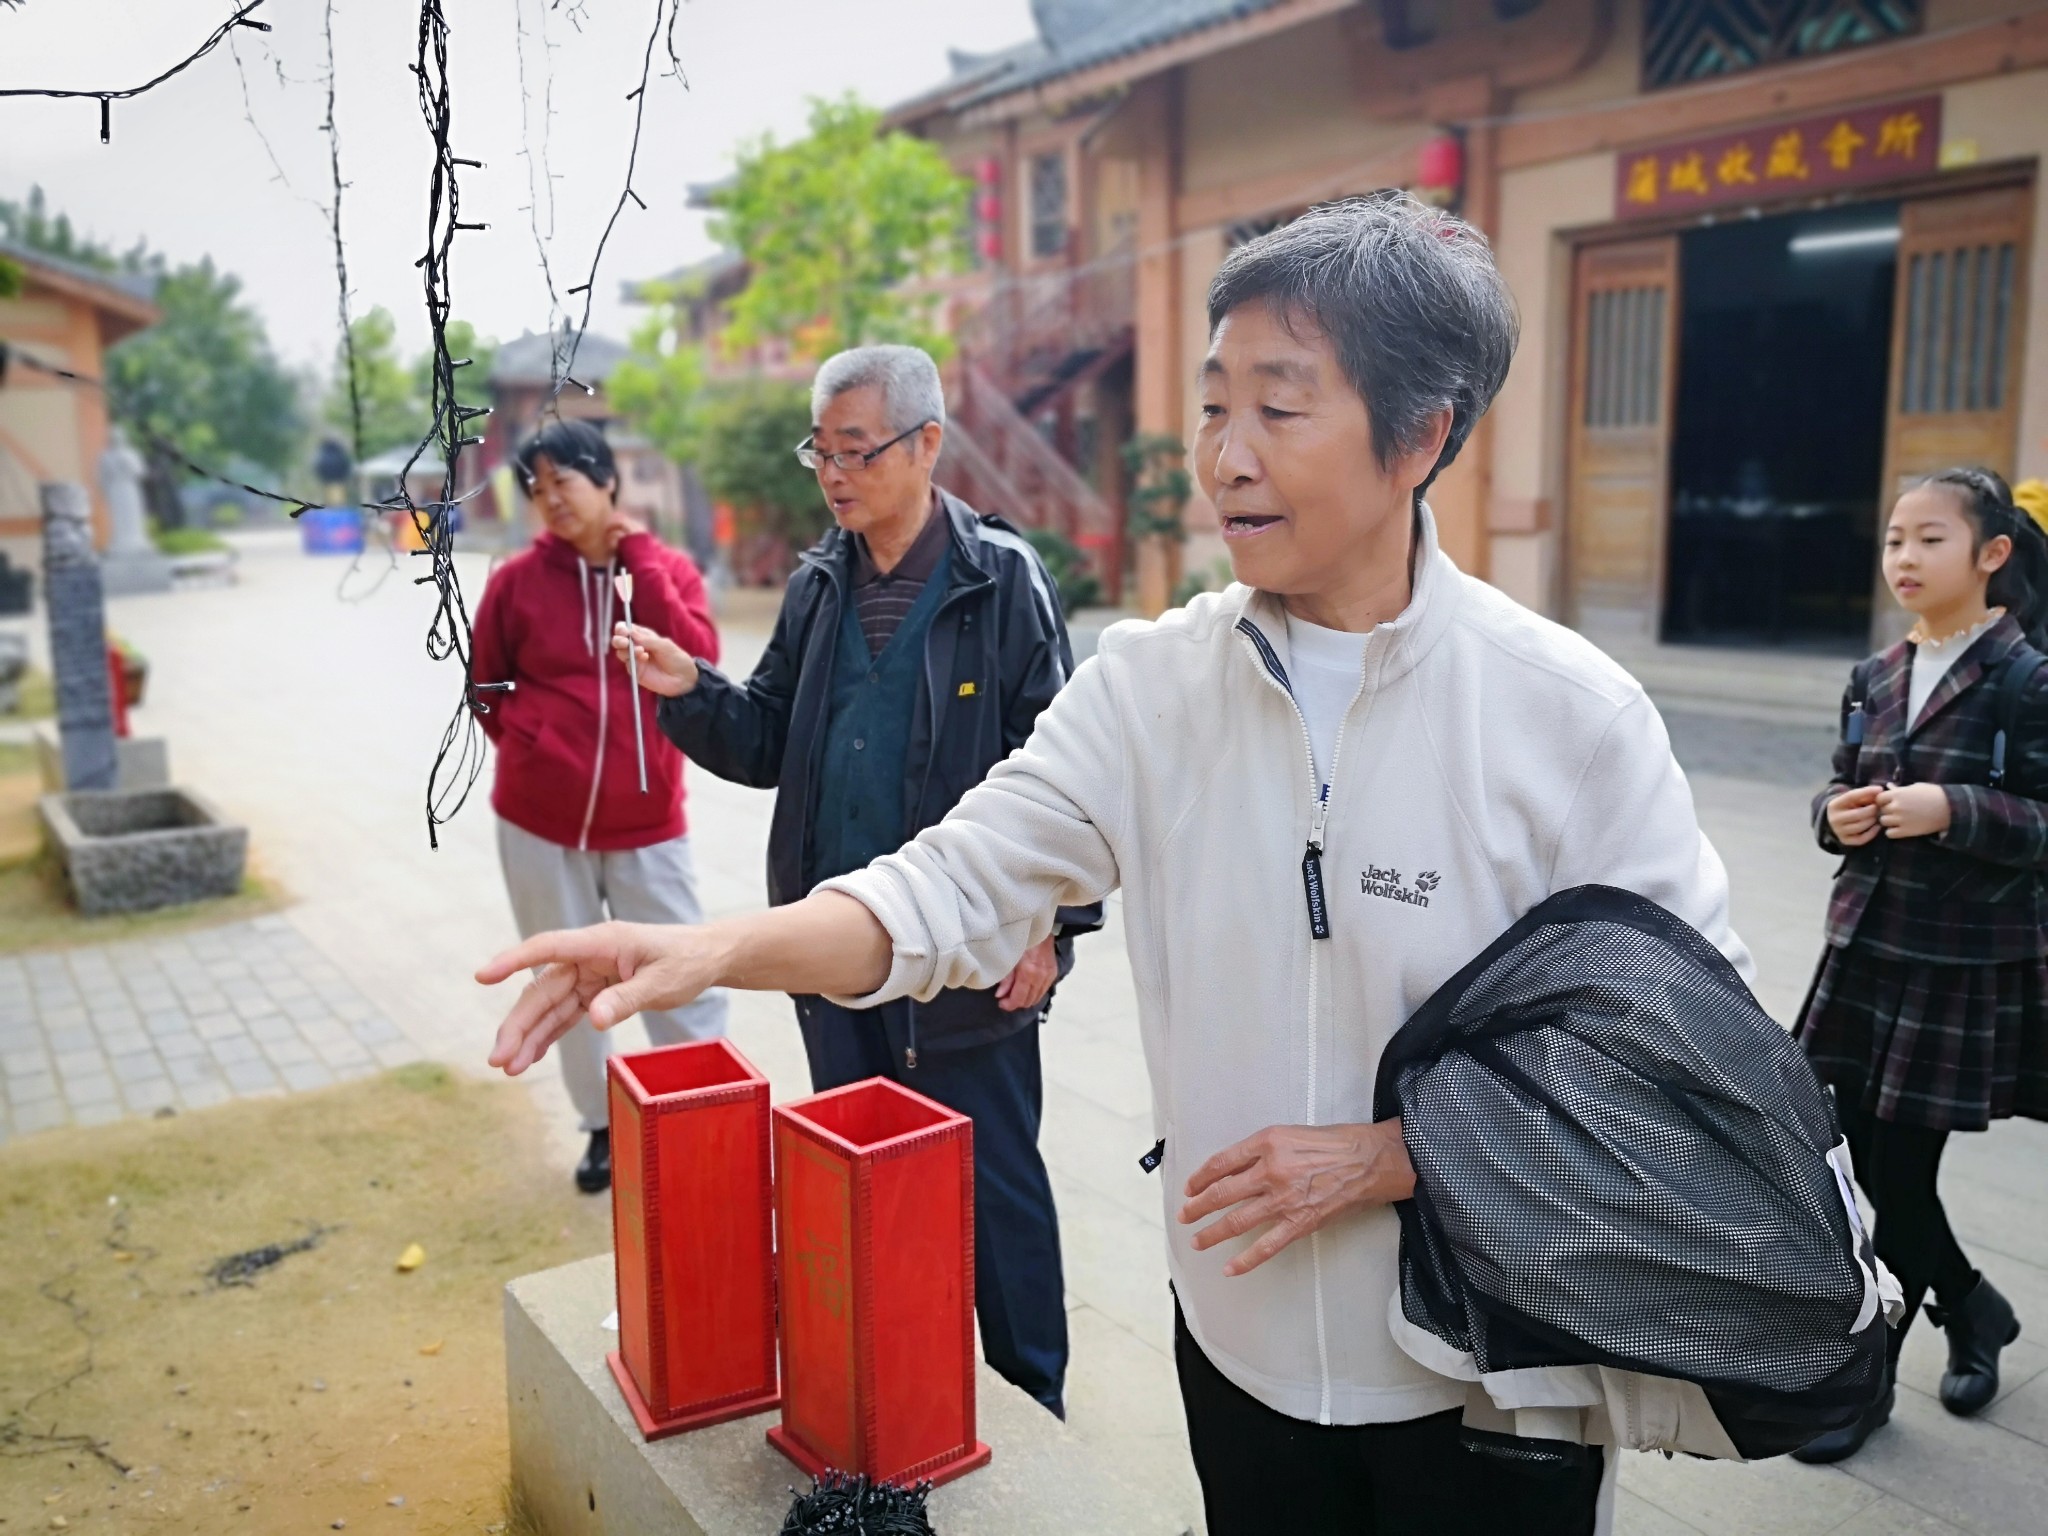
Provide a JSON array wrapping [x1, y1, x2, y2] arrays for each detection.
[[1224, 1209, 1319, 1277], [1184, 1139, 1261, 1200], [1190, 1195, 1275, 1253], [1180, 1168, 1264, 1228]]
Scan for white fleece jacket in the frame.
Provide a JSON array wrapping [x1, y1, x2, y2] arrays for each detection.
[[821, 506, 1753, 1432]]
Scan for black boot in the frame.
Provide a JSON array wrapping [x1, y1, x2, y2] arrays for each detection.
[[575, 1129, 612, 1194], [1793, 1364, 1893, 1465], [1928, 1272, 2020, 1417]]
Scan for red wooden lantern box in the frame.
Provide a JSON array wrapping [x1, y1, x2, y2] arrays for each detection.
[[607, 1039, 779, 1439], [769, 1078, 990, 1486]]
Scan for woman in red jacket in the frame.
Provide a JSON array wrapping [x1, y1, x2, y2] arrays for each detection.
[[472, 420, 726, 1192]]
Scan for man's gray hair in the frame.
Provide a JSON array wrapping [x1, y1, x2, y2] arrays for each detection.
[[1206, 191, 1519, 495], [811, 344, 947, 432]]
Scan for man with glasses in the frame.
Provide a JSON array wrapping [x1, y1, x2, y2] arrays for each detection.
[[609, 343, 1096, 1417]]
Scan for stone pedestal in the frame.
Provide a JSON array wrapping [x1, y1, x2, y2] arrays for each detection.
[[42, 482, 118, 791], [505, 1254, 1188, 1536], [33, 723, 170, 794], [38, 788, 248, 915]]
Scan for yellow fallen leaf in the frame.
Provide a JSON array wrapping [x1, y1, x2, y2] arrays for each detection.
[[394, 1243, 425, 1273], [51, 1517, 69, 1531], [112, 1251, 134, 1263], [418, 1341, 443, 1357]]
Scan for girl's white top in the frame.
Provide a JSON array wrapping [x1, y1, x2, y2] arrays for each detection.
[[1909, 610, 2003, 728]]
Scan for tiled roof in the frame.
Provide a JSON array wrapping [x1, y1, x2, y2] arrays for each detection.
[[0, 237, 159, 310], [907, 0, 1297, 115], [490, 328, 630, 386]]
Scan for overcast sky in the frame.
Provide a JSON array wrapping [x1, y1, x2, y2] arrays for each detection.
[[1, 0, 1035, 371]]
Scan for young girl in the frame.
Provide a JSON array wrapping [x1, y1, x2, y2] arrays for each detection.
[[1794, 466, 2048, 1464]]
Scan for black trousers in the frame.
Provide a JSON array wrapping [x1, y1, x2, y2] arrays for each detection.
[[794, 997, 1069, 1415], [1837, 1100, 1976, 1359], [1175, 1304, 1602, 1536]]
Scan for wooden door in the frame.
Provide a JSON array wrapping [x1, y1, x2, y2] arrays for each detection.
[[1565, 237, 1680, 642], [1873, 183, 2034, 643]]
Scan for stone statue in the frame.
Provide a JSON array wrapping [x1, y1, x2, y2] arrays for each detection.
[[39, 480, 96, 567], [99, 427, 152, 557]]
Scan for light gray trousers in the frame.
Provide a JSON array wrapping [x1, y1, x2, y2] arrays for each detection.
[[496, 818, 730, 1132]]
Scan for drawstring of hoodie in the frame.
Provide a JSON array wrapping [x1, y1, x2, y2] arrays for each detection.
[[578, 562, 595, 657]]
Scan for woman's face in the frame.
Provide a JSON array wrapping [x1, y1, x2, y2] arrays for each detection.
[[527, 454, 614, 551], [1882, 485, 2009, 620], [1192, 299, 1445, 602]]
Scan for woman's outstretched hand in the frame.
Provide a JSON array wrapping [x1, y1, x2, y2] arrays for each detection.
[[1178, 1120, 1415, 1277], [477, 921, 724, 1076]]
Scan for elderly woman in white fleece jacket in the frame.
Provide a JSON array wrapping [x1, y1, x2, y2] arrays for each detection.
[[478, 193, 1750, 1536]]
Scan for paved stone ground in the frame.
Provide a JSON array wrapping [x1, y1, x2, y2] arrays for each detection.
[[0, 917, 416, 1138], [4, 530, 2043, 1533]]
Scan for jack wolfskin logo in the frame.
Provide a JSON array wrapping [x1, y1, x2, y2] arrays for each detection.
[[1361, 864, 1437, 909]]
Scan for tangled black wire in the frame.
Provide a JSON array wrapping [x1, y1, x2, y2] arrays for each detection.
[[779, 1472, 937, 1536], [0, 0, 276, 143], [404, 0, 509, 849]]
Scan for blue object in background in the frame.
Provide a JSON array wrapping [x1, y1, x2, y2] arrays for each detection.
[[299, 506, 365, 556]]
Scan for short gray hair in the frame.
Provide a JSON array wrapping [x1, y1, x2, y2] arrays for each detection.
[[1206, 192, 1519, 496], [811, 344, 947, 432]]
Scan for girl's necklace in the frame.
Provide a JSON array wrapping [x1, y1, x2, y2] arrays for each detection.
[[1907, 606, 2004, 647]]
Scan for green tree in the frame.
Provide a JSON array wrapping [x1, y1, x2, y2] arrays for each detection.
[[2, 187, 305, 501], [330, 307, 424, 458], [104, 258, 306, 482], [691, 379, 826, 549], [607, 302, 706, 467], [709, 95, 968, 360]]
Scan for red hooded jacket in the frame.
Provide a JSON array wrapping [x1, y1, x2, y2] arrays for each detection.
[[472, 530, 719, 851]]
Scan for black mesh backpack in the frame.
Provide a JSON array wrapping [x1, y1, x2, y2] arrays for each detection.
[[1374, 885, 1889, 1461]]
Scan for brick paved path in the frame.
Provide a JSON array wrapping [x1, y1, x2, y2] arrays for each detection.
[[0, 916, 415, 1138]]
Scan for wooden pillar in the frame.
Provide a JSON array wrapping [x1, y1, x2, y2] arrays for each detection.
[[1132, 73, 1183, 617]]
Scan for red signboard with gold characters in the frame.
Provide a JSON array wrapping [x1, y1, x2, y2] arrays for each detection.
[[1615, 97, 1942, 219]]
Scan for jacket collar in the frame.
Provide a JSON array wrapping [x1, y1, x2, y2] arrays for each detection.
[[1228, 501, 1463, 695], [532, 530, 611, 573], [1906, 610, 2028, 735], [802, 487, 994, 598]]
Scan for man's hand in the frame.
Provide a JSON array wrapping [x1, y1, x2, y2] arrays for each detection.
[[478, 921, 724, 1076], [1179, 1121, 1414, 1277], [1826, 785, 1883, 846], [995, 935, 1058, 1012], [1877, 781, 1952, 839], [612, 621, 700, 697]]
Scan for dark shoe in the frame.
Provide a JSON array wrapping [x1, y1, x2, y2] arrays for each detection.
[[1793, 1367, 1893, 1464], [575, 1129, 612, 1194], [1929, 1272, 2020, 1417]]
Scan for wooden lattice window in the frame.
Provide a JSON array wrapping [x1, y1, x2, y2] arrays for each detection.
[[1898, 239, 2019, 416], [1644, 0, 1922, 91], [1583, 285, 1668, 429], [1029, 152, 1069, 260]]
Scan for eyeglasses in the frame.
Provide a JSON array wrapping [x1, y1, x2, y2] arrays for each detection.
[[794, 420, 933, 473]]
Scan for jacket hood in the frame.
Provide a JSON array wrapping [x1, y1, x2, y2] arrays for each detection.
[[1229, 501, 1462, 694]]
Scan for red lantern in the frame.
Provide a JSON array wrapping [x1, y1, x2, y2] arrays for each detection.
[[978, 228, 1003, 262], [1417, 132, 1464, 202], [768, 1078, 990, 1488], [976, 191, 1001, 223], [976, 155, 1001, 187], [607, 1040, 780, 1439]]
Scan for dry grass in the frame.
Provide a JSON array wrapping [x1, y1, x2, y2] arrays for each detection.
[[0, 1063, 611, 1534]]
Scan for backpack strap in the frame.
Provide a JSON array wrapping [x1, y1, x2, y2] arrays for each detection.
[[1989, 645, 2046, 789], [1843, 658, 1874, 781]]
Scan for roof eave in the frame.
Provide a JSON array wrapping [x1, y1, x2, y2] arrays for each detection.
[[957, 0, 1361, 128]]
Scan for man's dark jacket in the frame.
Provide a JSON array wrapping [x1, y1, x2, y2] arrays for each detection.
[[658, 489, 1102, 1053]]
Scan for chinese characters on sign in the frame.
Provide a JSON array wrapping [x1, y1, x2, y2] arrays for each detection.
[[1615, 97, 1942, 219]]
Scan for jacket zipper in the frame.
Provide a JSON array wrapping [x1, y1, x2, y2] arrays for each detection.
[[577, 561, 615, 851], [1235, 613, 1372, 1425]]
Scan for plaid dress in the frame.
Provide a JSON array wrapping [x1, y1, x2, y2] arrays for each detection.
[[1797, 615, 2048, 1130]]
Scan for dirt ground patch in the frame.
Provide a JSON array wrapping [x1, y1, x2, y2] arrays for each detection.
[[0, 1063, 610, 1533]]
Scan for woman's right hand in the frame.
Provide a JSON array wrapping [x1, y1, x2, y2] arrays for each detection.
[[611, 621, 699, 697], [1826, 784, 1883, 846]]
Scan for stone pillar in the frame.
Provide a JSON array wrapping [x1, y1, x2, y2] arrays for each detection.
[[98, 428, 174, 596], [42, 482, 118, 791]]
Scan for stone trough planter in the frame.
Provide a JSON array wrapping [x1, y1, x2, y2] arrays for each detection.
[[38, 788, 249, 916]]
